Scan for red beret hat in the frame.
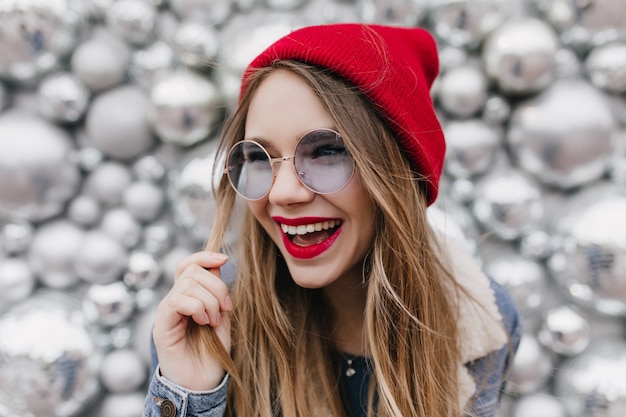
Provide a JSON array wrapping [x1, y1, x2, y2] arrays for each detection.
[[241, 23, 445, 205]]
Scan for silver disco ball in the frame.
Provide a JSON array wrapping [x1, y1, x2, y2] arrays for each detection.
[[547, 183, 626, 317], [429, 0, 508, 48], [0, 0, 88, 84], [443, 119, 501, 179], [0, 112, 81, 222], [471, 168, 544, 241], [483, 17, 560, 94], [148, 69, 222, 147], [508, 78, 618, 189], [0, 291, 103, 417], [534, 0, 626, 51], [556, 340, 626, 417]]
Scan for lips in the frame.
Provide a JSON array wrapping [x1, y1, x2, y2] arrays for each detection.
[[272, 217, 342, 259]]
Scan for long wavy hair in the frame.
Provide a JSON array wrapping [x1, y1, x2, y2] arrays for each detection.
[[191, 60, 464, 417]]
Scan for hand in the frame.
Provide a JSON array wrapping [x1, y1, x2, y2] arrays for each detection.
[[153, 251, 233, 391]]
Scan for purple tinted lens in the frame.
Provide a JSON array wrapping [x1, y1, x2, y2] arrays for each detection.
[[295, 130, 354, 194], [226, 141, 273, 200]]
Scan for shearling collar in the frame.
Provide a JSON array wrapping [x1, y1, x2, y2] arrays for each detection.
[[435, 232, 508, 409]]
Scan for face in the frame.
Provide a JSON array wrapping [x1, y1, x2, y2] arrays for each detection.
[[243, 69, 376, 290]]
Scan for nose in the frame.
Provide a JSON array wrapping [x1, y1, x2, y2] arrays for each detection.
[[268, 158, 315, 205]]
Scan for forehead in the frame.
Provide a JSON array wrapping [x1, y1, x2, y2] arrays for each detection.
[[244, 69, 335, 146]]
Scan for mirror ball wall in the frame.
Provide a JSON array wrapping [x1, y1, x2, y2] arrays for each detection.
[[0, 0, 625, 416]]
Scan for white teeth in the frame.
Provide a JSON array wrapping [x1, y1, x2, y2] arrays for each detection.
[[281, 220, 340, 235]]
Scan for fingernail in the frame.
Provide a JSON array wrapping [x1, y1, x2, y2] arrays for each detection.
[[211, 252, 229, 261], [223, 296, 233, 311]]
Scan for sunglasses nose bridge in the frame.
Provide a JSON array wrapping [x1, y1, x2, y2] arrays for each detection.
[[270, 155, 296, 177]]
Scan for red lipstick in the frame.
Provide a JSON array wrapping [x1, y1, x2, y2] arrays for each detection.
[[272, 216, 342, 259]]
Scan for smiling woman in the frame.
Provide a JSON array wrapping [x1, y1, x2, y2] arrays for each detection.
[[145, 23, 521, 417]]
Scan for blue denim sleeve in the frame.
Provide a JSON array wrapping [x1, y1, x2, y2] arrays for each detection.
[[465, 279, 522, 417], [146, 337, 229, 416]]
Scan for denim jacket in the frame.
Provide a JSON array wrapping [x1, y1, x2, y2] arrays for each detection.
[[144, 236, 522, 417]]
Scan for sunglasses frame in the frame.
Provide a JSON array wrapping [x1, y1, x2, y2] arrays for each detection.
[[223, 128, 355, 200]]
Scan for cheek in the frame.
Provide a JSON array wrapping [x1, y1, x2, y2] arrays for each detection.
[[246, 200, 274, 232]]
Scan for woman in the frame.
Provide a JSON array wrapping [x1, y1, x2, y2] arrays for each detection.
[[145, 23, 521, 417]]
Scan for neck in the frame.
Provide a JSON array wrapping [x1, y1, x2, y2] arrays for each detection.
[[323, 275, 367, 356]]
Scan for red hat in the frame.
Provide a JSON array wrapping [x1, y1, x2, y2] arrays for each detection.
[[242, 23, 445, 205]]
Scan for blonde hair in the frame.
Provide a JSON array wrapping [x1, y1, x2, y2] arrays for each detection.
[[191, 60, 464, 417]]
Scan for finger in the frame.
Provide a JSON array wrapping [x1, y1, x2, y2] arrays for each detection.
[[162, 288, 221, 328], [174, 251, 229, 278], [174, 275, 224, 323], [176, 264, 232, 312]]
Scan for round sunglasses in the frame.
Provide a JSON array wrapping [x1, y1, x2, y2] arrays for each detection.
[[224, 128, 355, 200]]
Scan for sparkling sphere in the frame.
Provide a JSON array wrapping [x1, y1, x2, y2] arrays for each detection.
[[100, 208, 143, 249], [443, 119, 501, 179], [556, 341, 626, 417], [66, 195, 102, 227], [507, 334, 554, 395], [106, 0, 157, 46], [547, 183, 626, 317], [96, 391, 146, 417], [485, 252, 547, 320], [169, 0, 233, 25], [512, 394, 567, 417], [172, 21, 219, 68], [28, 220, 85, 289], [73, 147, 104, 172], [538, 305, 591, 356], [70, 33, 131, 93], [161, 246, 194, 285], [99, 349, 147, 393], [82, 282, 135, 327], [133, 155, 167, 183], [128, 41, 177, 90], [519, 229, 553, 260], [483, 18, 560, 94], [482, 94, 511, 124], [472, 169, 544, 240], [429, 0, 507, 48], [85, 86, 155, 161], [149, 70, 222, 146], [123, 251, 162, 290], [122, 181, 165, 223], [535, 0, 626, 51], [1, 220, 34, 255], [168, 146, 220, 244], [302, 0, 360, 24], [585, 42, 626, 93], [142, 222, 175, 255], [0, 258, 35, 306], [82, 162, 133, 207], [357, 0, 425, 26], [37, 72, 90, 123], [0, 112, 81, 222], [437, 65, 488, 118], [0, 292, 102, 417], [75, 231, 128, 285], [0, 0, 87, 84], [508, 78, 618, 189]]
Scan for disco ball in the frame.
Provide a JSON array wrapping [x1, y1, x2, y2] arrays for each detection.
[[0, 291, 103, 417], [0, 112, 81, 222], [547, 183, 626, 317], [508, 78, 618, 189], [556, 340, 626, 417], [0, 0, 88, 84]]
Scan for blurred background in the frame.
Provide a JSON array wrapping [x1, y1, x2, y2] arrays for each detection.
[[0, 0, 625, 416]]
